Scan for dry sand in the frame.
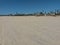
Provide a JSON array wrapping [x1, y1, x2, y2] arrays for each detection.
[[0, 16, 60, 45]]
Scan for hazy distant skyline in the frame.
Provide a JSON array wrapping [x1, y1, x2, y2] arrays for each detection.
[[0, 0, 60, 14]]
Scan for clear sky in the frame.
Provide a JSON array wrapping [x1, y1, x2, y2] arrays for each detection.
[[0, 0, 60, 14]]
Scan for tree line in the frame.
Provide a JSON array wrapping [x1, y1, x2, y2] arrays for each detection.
[[1, 9, 60, 16]]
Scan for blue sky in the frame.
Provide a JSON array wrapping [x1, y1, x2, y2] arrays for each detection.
[[0, 0, 60, 14]]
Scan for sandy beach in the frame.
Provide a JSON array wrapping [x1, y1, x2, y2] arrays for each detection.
[[1, 16, 60, 45]]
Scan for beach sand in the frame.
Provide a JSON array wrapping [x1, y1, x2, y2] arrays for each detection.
[[1, 16, 60, 45]]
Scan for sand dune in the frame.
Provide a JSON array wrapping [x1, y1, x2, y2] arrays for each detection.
[[1, 16, 60, 45]]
